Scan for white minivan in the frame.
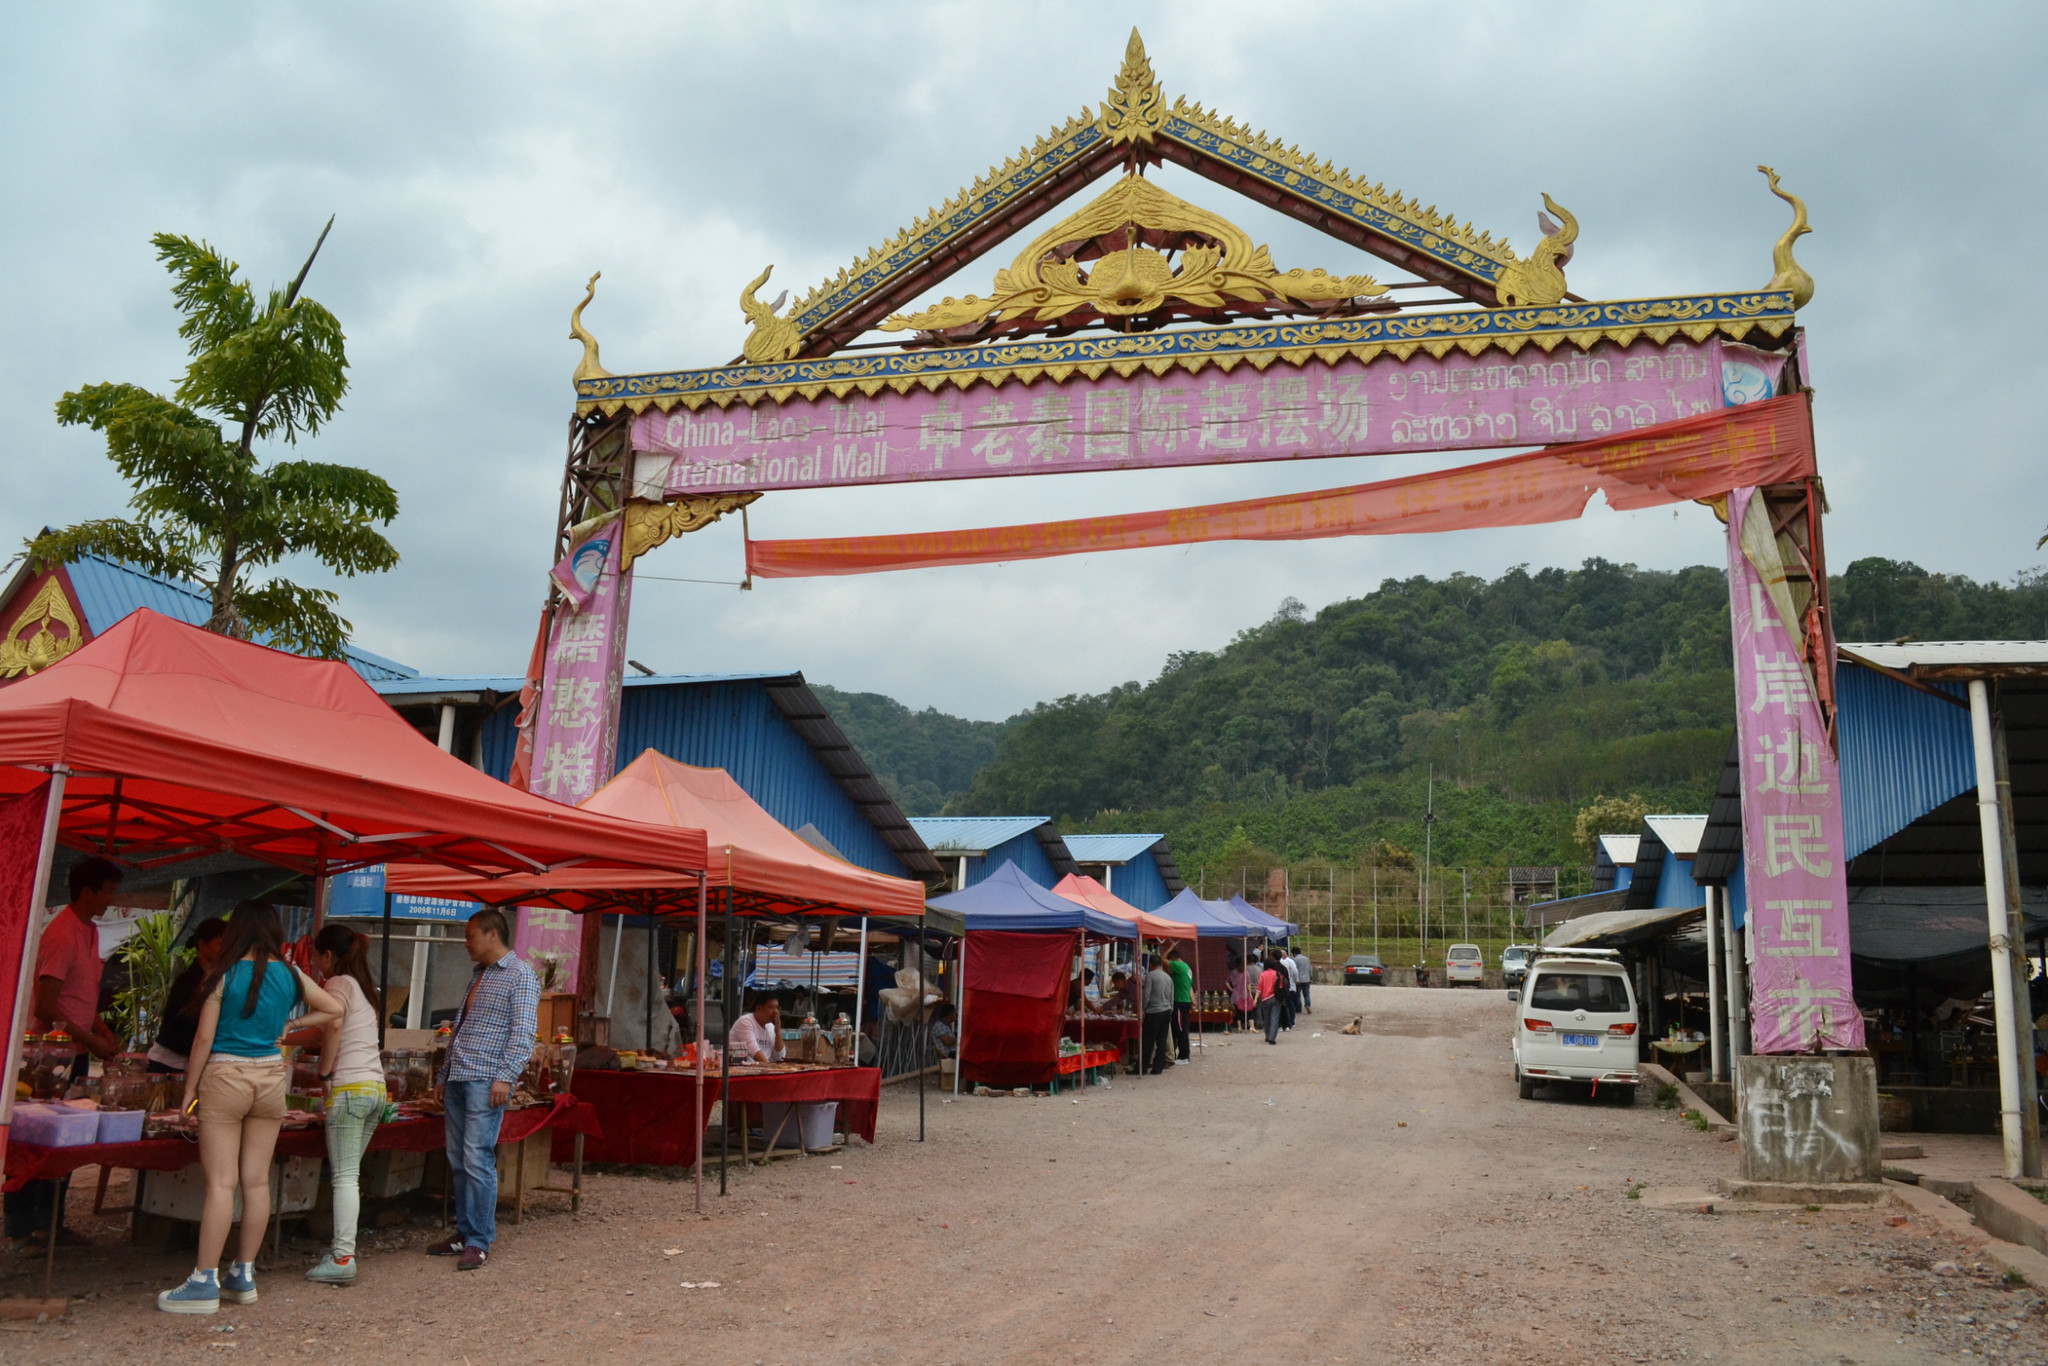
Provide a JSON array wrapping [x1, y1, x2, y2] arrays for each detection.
[[1509, 949, 1638, 1103], [1444, 942, 1485, 985]]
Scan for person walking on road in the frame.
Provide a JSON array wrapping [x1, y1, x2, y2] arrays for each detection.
[[1256, 951, 1283, 1045], [1293, 946, 1314, 1014], [1165, 945, 1194, 1063], [427, 909, 539, 1273], [158, 903, 344, 1314], [1141, 952, 1174, 1075], [1277, 946, 1299, 1031]]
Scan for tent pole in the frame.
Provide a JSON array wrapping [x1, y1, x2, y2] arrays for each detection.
[[1704, 886, 1725, 1084], [645, 913, 656, 1053], [605, 912, 624, 1016], [378, 892, 393, 1048], [719, 899, 732, 1196], [694, 874, 706, 1215], [852, 916, 868, 1058], [2, 770, 67, 1134], [917, 911, 925, 1142]]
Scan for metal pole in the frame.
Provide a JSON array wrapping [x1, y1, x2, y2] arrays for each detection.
[[645, 914, 656, 1052], [694, 874, 706, 1214], [1723, 887, 1747, 1059], [917, 911, 925, 1142], [1704, 886, 1725, 1084], [605, 913, 624, 1015], [1, 771, 67, 1132], [719, 901, 733, 1196], [952, 936, 966, 1097], [1994, 707, 2041, 1177], [378, 892, 393, 1048], [852, 917, 868, 1055], [1970, 679, 2025, 1179]]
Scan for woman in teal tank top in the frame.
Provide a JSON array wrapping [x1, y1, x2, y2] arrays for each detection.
[[159, 903, 341, 1316]]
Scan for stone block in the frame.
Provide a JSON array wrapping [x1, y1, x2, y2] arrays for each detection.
[[1735, 1055, 1881, 1183]]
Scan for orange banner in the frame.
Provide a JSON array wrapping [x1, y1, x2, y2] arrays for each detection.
[[745, 396, 1815, 579]]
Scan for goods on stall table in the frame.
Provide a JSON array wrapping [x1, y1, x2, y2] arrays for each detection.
[[16, 1032, 80, 1100]]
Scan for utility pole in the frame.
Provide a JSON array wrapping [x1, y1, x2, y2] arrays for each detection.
[[1462, 867, 1469, 942], [1372, 860, 1380, 957], [1422, 764, 1436, 965]]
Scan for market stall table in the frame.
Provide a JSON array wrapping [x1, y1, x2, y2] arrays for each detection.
[[1049, 1048, 1120, 1094], [4, 1095, 599, 1284], [561, 1068, 722, 1168], [721, 1064, 881, 1161], [1064, 1014, 1140, 1062]]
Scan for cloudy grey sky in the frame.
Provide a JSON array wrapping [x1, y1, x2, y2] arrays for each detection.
[[4, 3, 2042, 719]]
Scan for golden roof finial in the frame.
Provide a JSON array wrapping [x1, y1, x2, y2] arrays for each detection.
[[1492, 194, 1577, 307], [1758, 165, 1814, 309], [1098, 28, 1166, 147], [570, 272, 611, 381], [740, 266, 802, 364]]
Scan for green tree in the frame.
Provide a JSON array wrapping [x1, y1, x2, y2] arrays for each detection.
[[1572, 792, 1651, 858], [26, 221, 398, 657]]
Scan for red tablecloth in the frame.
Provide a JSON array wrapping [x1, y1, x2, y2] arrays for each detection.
[[3, 1095, 598, 1192], [1064, 1016, 1139, 1056], [724, 1067, 881, 1144], [559, 1069, 722, 1167]]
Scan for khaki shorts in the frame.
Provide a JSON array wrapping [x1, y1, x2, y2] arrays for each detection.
[[196, 1055, 288, 1127]]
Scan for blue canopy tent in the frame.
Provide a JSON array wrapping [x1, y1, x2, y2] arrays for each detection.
[[1226, 894, 1300, 938], [1159, 889, 1273, 1033], [926, 860, 1136, 1091]]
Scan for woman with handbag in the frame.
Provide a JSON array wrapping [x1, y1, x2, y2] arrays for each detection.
[[294, 924, 386, 1286], [158, 903, 343, 1315]]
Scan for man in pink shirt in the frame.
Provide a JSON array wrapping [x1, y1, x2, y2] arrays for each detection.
[[8, 857, 124, 1249]]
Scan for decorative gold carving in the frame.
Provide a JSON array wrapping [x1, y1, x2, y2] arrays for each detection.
[[0, 576, 86, 678], [879, 174, 1385, 335], [1164, 99, 1518, 269], [1097, 28, 1166, 147], [1759, 166, 1814, 309], [621, 494, 762, 571], [740, 267, 802, 364], [1491, 195, 1577, 307], [570, 273, 611, 381]]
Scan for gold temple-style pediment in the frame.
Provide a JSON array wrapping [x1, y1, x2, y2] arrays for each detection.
[[0, 574, 86, 679], [879, 173, 1389, 342]]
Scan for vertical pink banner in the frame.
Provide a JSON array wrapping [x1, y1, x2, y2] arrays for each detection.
[[514, 905, 583, 996], [530, 518, 632, 806], [1727, 486, 1864, 1052]]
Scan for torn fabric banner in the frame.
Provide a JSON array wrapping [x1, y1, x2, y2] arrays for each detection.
[[744, 395, 1814, 579]]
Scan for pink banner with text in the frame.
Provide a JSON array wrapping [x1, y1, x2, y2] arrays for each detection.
[[632, 339, 1772, 493], [1728, 486, 1863, 1053], [529, 519, 631, 806]]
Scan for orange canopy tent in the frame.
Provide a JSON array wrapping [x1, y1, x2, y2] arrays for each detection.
[[387, 750, 925, 919], [1051, 874, 1196, 940]]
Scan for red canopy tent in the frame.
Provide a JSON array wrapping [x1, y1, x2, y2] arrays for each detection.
[[0, 611, 709, 1173], [1050, 874, 1196, 941]]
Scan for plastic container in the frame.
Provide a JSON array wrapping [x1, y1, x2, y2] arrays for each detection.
[[13, 1102, 100, 1148], [96, 1108, 146, 1144]]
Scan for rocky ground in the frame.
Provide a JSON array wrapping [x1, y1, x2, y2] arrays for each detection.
[[4, 984, 2044, 1364]]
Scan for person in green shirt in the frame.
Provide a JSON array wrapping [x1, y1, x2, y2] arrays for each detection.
[[1166, 945, 1195, 1064]]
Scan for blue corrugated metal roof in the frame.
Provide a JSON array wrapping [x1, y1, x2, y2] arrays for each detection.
[[1837, 661, 1975, 861], [909, 816, 1056, 854], [1065, 833, 1166, 864], [60, 552, 416, 682]]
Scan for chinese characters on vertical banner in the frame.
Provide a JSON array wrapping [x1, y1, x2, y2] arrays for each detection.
[[1727, 486, 1864, 1052], [530, 517, 631, 807]]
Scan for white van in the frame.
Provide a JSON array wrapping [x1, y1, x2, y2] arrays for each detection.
[[1444, 942, 1484, 985], [1509, 949, 1638, 1102]]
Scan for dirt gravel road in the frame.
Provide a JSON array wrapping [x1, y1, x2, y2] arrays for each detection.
[[8, 984, 2048, 1365]]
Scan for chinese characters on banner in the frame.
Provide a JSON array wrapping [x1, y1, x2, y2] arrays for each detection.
[[528, 517, 631, 807], [1727, 486, 1864, 1052], [514, 905, 582, 994], [632, 338, 1756, 494]]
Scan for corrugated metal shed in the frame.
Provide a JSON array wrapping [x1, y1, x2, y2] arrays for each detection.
[[1065, 833, 1166, 864], [1836, 660, 1974, 861], [1626, 815, 1705, 911], [54, 550, 416, 683], [1643, 815, 1706, 857], [1841, 641, 2048, 676], [464, 672, 940, 882], [1593, 835, 1639, 893], [911, 816, 1058, 853], [1063, 834, 1187, 911], [1692, 739, 1743, 886]]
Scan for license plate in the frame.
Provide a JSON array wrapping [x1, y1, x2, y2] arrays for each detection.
[[1561, 1033, 1600, 1047]]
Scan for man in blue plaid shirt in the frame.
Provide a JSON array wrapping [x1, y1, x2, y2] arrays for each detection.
[[428, 909, 539, 1271]]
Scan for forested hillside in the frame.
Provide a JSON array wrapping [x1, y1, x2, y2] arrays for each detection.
[[815, 558, 2048, 877]]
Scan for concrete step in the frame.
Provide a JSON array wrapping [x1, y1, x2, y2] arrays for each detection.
[[1714, 1179, 1889, 1205]]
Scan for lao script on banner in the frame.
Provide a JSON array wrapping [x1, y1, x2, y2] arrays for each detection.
[[631, 338, 1749, 494], [529, 518, 631, 806], [1727, 486, 1863, 1052]]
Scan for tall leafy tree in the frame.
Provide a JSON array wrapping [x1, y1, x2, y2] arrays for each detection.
[[26, 220, 398, 657]]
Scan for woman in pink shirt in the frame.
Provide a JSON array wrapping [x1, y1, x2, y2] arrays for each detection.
[[1256, 952, 1283, 1046]]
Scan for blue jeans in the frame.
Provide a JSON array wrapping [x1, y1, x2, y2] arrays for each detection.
[[442, 1081, 505, 1250]]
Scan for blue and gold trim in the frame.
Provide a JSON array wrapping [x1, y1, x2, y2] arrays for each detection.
[[577, 290, 1796, 416]]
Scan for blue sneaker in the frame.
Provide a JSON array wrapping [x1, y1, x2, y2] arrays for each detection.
[[221, 1261, 258, 1305], [157, 1270, 220, 1315]]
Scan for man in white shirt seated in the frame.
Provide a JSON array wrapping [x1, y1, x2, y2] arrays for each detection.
[[728, 994, 785, 1064]]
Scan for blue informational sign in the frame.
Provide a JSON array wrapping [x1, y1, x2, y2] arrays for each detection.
[[326, 866, 478, 924]]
